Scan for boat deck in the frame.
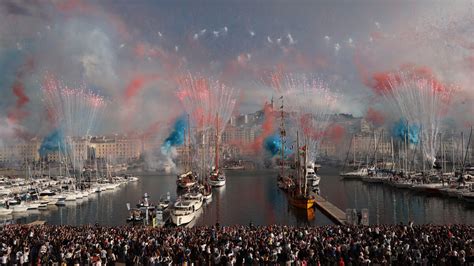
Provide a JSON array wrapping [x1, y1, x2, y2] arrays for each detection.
[[313, 195, 347, 225]]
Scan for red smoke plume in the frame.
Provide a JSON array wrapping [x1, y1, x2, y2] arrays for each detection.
[[250, 103, 275, 153], [12, 81, 29, 107], [7, 58, 35, 129], [124, 74, 160, 101], [367, 65, 449, 94], [365, 107, 385, 127], [325, 123, 345, 144]]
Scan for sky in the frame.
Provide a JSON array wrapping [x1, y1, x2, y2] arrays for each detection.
[[0, 0, 473, 143]]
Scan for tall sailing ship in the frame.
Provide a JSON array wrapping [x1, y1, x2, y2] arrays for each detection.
[[209, 114, 226, 187], [277, 97, 295, 190], [177, 115, 198, 189], [287, 132, 315, 209]]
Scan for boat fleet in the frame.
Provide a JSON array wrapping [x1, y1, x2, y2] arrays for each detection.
[[339, 130, 474, 205], [0, 175, 139, 219]]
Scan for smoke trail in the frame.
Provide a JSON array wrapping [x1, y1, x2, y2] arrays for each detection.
[[160, 115, 187, 171], [365, 107, 385, 127], [392, 119, 420, 145], [264, 133, 292, 157], [39, 128, 66, 157]]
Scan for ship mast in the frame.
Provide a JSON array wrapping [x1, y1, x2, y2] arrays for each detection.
[[280, 96, 286, 177], [187, 114, 191, 172], [215, 113, 219, 170]]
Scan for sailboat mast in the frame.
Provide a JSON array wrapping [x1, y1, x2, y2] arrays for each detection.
[[280, 97, 285, 177], [187, 114, 191, 171], [391, 137, 394, 171], [296, 131, 300, 194], [215, 113, 219, 170], [303, 137, 308, 196]]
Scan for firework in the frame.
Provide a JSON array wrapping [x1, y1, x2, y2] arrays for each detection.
[[177, 73, 238, 172], [381, 71, 455, 166], [42, 75, 106, 171], [272, 73, 339, 162]]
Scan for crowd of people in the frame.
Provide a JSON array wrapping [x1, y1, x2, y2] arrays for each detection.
[[0, 223, 472, 265]]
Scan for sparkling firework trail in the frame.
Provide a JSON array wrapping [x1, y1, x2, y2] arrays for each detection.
[[272, 73, 339, 162], [42, 75, 106, 170], [177, 73, 238, 171], [177, 73, 238, 135], [381, 71, 456, 166]]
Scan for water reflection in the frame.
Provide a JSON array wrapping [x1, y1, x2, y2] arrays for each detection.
[[7, 167, 474, 226], [319, 167, 474, 224]]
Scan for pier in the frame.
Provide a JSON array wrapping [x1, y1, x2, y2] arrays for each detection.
[[27, 220, 46, 226], [313, 194, 347, 225]]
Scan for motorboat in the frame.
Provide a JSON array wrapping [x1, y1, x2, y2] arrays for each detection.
[[306, 162, 321, 187], [209, 168, 226, 187], [170, 200, 196, 226], [158, 193, 171, 209], [12, 203, 28, 213], [201, 184, 212, 202], [0, 207, 13, 216], [183, 192, 203, 211], [177, 171, 197, 189], [25, 201, 41, 210], [339, 168, 369, 179], [55, 196, 66, 206]]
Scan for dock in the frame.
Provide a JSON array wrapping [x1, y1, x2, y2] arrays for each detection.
[[313, 195, 346, 225], [27, 220, 46, 226]]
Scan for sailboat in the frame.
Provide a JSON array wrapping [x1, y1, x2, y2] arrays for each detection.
[[209, 114, 226, 187], [177, 115, 198, 189], [288, 132, 315, 209]]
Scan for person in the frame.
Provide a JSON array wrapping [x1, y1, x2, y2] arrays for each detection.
[[5, 200, 9, 209]]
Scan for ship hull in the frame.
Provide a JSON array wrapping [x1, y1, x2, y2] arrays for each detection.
[[288, 195, 315, 209]]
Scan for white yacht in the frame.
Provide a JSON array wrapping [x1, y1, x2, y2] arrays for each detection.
[[340, 167, 369, 179], [306, 162, 321, 187], [183, 192, 204, 211], [209, 168, 226, 187], [25, 201, 41, 210], [0, 207, 13, 216], [12, 203, 28, 213], [170, 200, 196, 226], [55, 196, 66, 206]]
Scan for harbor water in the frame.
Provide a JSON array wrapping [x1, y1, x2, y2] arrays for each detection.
[[6, 167, 474, 226]]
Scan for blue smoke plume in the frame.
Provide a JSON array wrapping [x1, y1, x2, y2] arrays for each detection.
[[39, 129, 66, 157], [392, 119, 420, 145], [161, 115, 186, 155], [264, 134, 292, 157]]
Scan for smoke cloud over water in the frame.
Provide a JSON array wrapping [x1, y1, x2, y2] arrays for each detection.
[[0, 0, 472, 165]]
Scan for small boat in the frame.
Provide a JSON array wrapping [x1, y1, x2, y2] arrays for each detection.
[[25, 201, 41, 210], [55, 197, 66, 206], [0, 207, 13, 216], [340, 168, 369, 179], [127, 176, 139, 182], [12, 204, 28, 213], [64, 193, 76, 201], [177, 172, 198, 189], [209, 168, 226, 187], [306, 162, 321, 187], [201, 184, 213, 202], [159, 193, 171, 209]]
